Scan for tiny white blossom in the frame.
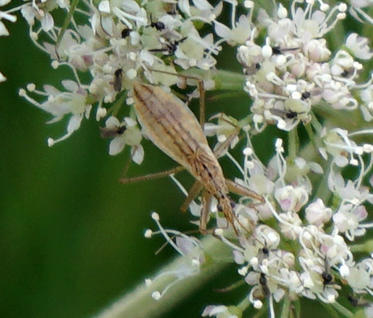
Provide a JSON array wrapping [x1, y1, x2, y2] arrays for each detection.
[[346, 33, 373, 60], [305, 199, 332, 226], [333, 204, 368, 239]]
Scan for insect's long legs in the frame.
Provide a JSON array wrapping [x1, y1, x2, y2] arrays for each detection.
[[180, 180, 204, 213], [197, 79, 205, 126], [200, 191, 212, 234], [225, 179, 264, 203], [119, 165, 185, 184]]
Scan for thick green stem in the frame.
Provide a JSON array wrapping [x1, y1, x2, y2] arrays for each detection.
[[288, 128, 298, 163], [56, 0, 79, 49], [350, 239, 373, 253], [185, 69, 245, 91], [280, 296, 291, 318], [331, 301, 354, 318], [213, 70, 246, 91], [93, 236, 231, 318], [237, 295, 251, 312]]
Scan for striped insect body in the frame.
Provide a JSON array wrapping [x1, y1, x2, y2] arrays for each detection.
[[133, 82, 236, 231]]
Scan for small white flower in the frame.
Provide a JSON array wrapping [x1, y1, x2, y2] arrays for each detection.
[[275, 185, 308, 212], [346, 33, 373, 60], [102, 116, 142, 157], [20, 81, 89, 145], [333, 204, 368, 239], [345, 258, 373, 292], [305, 199, 332, 226]]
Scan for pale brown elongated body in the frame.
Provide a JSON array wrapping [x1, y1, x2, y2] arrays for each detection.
[[133, 82, 235, 230]]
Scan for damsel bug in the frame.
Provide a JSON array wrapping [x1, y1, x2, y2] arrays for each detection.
[[129, 81, 264, 233]]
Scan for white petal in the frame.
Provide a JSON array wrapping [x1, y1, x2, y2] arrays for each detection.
[[67, 114, 83, 133], [178, 0, 191, 16], [109, 137, 126, 156], [0, 21, 9, 36], [105, 116, 120, 128], [0, 71, 6, 82], [21, 5, 35, 26], [214, 21, 231, 39], [0, 0, 11, 6], [121, 0, 141, 12], [101, 15, 113, 35], [41, 12, 54, 32], [192, 0, 212, 10], [124, 117, 136, 127], [131, 145, 144, 164], [0, 11, 16, 22], [62, 80, 78, 92]]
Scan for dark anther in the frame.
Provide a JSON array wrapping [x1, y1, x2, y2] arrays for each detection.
[[121, 29, 131, 39], [262, 247, 269, 255], [117, 125, 126, 134], [322, 271, 333, 285], [151, 21, 165, 31], [149, 37, 187, 56], [285, 111, 298, 119], [272, 46, 281, 55], [301, 91, 311, 100], [272, 46, 299, 55]]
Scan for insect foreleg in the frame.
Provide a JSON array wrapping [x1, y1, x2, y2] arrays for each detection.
[[180, 180, 204, 213], [200, 191, 212, 234], [225, 179, 264, 203], [119, 165, 185, 184]]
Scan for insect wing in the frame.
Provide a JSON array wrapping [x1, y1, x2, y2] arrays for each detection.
[[133, 83, 217, 181]]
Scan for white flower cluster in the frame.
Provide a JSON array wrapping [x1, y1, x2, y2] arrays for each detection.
[[234, 1, 373, 132], [166, 134, 373, 317], [11, 0, 226, 162], [142, 1, 373, 317]]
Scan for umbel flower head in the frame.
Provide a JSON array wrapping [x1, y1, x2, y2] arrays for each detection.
[[3, 0, 373, 317]]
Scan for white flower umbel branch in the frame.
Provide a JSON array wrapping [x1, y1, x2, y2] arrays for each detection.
[[94, 234, 231, 318]]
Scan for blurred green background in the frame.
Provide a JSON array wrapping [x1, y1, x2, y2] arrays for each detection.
[[1, 6, 370, 318]]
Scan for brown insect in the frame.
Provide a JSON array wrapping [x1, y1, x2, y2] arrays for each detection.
[[127, 82, 264, 233]]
